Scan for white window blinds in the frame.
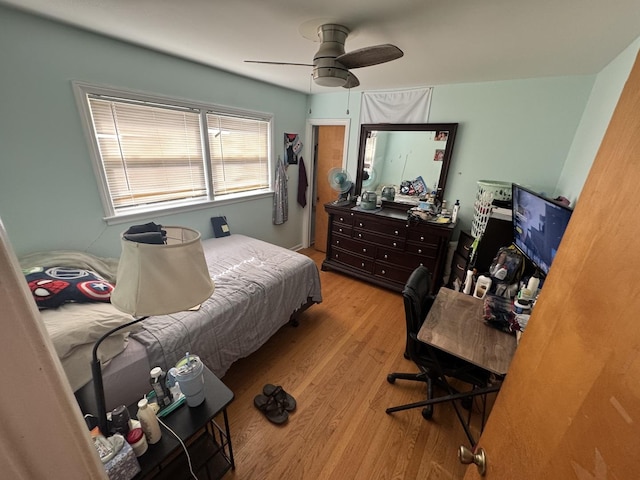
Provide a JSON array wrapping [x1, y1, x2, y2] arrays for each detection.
[[88, 96, 206, 209], [207, 113, 270, 195], [76, 83, 273, 219]]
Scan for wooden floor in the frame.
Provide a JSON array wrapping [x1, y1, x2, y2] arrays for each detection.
[[220, 248, 485, 480]]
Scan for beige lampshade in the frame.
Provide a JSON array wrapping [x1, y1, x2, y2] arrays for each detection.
[[111, 226, 215, 316]]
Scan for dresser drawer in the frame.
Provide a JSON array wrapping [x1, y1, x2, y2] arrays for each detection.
[[376, 248, 436, 272], [331, 234, 374, 258], [405, 242, 438, 259], [455, 230, 475, 259], [450, 251, 468, 283], [353, 229, 405, 249], [406, 229, 441, 247], [333, 211, 354, 226], [331, 222, 353, 236], [373, 262, 412, 285], [329, 248, 374, 273], [353, 215, 406, 238]]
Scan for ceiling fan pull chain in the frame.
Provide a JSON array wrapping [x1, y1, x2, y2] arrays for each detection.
[[346, 87, 351, 115], [308, 73, 313, 114]]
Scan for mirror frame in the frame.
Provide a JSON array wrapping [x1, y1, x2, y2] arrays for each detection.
[[355, 123, 458, 209]]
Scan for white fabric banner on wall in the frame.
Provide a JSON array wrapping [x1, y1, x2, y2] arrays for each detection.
[[360, 87, 432, 124]]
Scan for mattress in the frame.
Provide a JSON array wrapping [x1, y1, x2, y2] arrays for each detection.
[[35, 234, 321, 412], [129, 234, 322, 377], [76, 337, 151, 413]]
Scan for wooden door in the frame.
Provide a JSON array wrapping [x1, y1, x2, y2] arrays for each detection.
[[463, 51, 640, 478], [314, 125, 345, 252]]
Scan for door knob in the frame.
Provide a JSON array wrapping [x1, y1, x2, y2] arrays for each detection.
[[458, 445, 486, 476]]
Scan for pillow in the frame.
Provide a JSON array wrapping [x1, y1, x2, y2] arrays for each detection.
[[40, 302, 135, 359], [24, 266, 114, 309]]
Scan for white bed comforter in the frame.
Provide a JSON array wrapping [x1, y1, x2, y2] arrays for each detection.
[[129, 234, 322, 377]]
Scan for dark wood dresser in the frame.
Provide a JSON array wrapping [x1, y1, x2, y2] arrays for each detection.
[[322, 203, 455, 293]]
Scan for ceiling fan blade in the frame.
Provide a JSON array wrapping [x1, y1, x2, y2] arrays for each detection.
[[244, 60, 314, 67], [343, 72, 360, 89], [337, 44, 403, 69]]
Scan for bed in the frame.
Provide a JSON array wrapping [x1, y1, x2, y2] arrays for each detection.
[[21, 234, 322, 411]]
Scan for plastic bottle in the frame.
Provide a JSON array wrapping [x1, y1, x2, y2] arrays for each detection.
[[462, 269, 474, 295], [527, 274, 540, 296], [136, 397, 162, 444], [150, 367, 171, 408], [451, 199, 460, 222], [473, 275, 492, 299]]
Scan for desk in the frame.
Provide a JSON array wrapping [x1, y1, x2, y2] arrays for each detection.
[[418, 287, 516, 376], [390, 287, 517, 446]]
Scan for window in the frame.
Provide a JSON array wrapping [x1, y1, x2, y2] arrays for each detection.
[[73, 82, 272, 220]]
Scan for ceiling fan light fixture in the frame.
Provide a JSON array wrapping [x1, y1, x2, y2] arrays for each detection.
[[313, 66, 349, 87]]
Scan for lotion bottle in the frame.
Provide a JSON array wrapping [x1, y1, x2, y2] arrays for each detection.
[[137, 397, 162, 444], [451, 200, 460, 223], [527, 273, 540, 295], [462, 269, 474, 295]]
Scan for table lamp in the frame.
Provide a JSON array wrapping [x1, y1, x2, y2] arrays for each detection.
[[91, 225, 215, 434]]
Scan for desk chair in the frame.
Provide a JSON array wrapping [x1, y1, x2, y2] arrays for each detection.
[[386, 265, 490, 422]]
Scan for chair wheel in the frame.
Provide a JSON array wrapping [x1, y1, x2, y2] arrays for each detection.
[[422, 407, 433, 420], [462, 396, 473, 410], [387, 374, 396, 384]]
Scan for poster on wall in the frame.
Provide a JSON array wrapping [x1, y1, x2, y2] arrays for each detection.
[[284, 133, 302, 165]]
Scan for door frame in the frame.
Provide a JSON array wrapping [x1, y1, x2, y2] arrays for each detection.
[[301, 118, 351, 248]]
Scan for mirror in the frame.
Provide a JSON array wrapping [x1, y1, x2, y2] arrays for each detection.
[[355, 123, 458, 208]]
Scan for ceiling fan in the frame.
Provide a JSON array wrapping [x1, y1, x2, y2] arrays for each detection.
[[245, 23, 403, 89]]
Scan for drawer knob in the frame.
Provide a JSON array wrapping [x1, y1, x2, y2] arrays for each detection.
[[421, 236, 425, 241], [339, 217, 344, 222], [418, 249, 422, 254], [361, 262, 365, 267], [363, 248, 367, 253], [358, 233, 362, 238], [393, 242, 397, 247], [394, 230, 399, 235], [381, 270, 386, 275], [335, 254, 339, 259], [359, 222, 363, 227], [384, 254, 388, 259], [336, 240, 340, 245], [339, 228, 343, 233]]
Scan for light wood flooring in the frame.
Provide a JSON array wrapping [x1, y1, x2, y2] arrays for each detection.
[[220, 248, 486, 480]]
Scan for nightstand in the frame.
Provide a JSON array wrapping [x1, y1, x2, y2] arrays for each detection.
[[132, 366, 235, 480]]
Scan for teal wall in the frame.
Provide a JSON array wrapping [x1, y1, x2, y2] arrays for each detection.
[[310, 77, 594, 236], [1, 3, 638, 256], [0, 5, 308, 257], [556, 37, 640, 203]]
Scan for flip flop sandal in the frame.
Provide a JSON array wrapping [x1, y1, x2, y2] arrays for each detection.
[[263, 384, 297, 412], [254, 394, 289, 424]]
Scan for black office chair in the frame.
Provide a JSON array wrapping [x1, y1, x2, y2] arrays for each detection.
[[386, 265, 490, 421]]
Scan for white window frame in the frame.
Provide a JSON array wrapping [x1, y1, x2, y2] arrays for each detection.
[[72, 81, 273, 225]]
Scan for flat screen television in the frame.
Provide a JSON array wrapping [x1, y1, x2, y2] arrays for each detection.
[[512, 183, 573, 277]]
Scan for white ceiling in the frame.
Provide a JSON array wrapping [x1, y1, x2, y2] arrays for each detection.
[[4, 0, 640, 93]]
